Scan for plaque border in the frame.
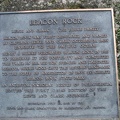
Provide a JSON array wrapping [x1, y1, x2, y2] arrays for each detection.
[[0, 8, 119, 120], [0, 8, 116, 14], [111, 8, 120, 117]]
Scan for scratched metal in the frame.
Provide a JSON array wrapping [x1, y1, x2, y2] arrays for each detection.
[[0, 9, 119, 120]]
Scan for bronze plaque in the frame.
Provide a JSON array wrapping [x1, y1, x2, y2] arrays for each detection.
[[0, 9, 119, 120]]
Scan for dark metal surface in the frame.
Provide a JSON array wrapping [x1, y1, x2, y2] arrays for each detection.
[[0, 9, 119, 119]]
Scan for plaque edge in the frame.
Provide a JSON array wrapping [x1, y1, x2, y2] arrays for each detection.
[[0, 8, 113, 14], [111, 8, 120, 118]]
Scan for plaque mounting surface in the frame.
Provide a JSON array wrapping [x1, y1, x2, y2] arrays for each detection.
[[0, 9, 119, 120]]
